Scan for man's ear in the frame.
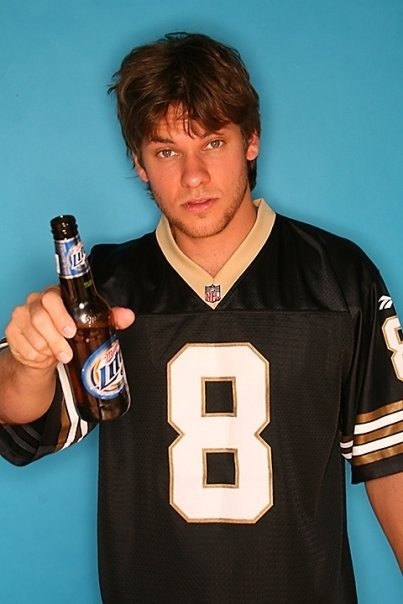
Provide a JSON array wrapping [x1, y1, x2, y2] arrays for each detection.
[[246, 131, 260, 161], [132, 153, 149, 183]]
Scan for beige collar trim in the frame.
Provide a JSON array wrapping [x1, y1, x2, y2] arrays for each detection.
[[155, 198, 276, 308]]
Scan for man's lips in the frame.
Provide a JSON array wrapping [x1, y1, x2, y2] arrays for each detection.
[[183, 198, 217, 212]]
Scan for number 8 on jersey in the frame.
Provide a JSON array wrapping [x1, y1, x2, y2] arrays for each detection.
[[168, 343, 273, 523]]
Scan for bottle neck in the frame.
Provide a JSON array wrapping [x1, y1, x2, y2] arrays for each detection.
[[53, 234, 97, 305], [59, 271, 98, 307]]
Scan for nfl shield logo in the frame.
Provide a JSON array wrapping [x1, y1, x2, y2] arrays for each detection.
[[205, 284, 221, 303]]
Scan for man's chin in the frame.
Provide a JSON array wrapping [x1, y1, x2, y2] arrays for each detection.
[[170, 218, 230, 241]]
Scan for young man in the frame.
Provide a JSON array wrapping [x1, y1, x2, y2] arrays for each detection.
[[0, 33, 402, 603]]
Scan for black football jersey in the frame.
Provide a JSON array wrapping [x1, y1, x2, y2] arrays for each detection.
[[1, 200, 403, 603]]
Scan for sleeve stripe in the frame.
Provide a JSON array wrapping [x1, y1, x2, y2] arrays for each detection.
[[352, 442, 403, 467], [355, 400, 403, 424], [354, 409, 403, 434], [1, 425, 37, 454], [352, 431, 403, 456], [340, 441, 353, 459], [20, 423, 41, 440], [340, 439, 353, 450], [341, 399, 403, 466], [353, 420, 403, 445], [56, 363, 89, 450]]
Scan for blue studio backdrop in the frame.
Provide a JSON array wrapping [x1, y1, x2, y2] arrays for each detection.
[[0, 1, 402, 602]]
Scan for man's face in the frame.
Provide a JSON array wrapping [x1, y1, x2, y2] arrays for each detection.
[[134, 107, 259, 246]]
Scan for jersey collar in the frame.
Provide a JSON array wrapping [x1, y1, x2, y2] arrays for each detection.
[[155, 198, 276, 308]]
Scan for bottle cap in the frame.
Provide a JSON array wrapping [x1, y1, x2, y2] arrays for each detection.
[[51, 215, 78, 239]]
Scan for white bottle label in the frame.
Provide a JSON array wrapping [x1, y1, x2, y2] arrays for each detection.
[[81, 335, 127, 399]]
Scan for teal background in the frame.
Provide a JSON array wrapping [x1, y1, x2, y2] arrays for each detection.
[[0, 1, 402, 602]]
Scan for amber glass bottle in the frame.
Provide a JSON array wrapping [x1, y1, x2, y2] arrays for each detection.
[[50, 215, 131, 422]]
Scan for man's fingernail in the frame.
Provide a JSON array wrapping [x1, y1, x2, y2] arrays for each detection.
[[57, 352, 72, 364], [63, 326, 76, 338]]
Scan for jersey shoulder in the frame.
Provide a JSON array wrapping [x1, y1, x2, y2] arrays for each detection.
[[275, 214, 384, 300], [234, 214, 384, 314]]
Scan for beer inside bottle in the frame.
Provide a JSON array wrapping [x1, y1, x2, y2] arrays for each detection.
[[50, 215, 131, 422]]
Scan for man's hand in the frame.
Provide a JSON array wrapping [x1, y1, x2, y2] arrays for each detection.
[[5, 287, 77, 370], [5, 287, 135, 370], [0, 287, 135, 424]]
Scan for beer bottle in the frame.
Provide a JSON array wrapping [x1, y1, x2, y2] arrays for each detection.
[[50, 215, 131, 422]]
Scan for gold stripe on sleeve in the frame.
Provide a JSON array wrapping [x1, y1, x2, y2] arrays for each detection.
[[353, 442, 403, 466], [355, 400, 403, 424], [353, 421, 403, 446]]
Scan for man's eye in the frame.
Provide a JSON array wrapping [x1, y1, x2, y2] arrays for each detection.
[[157, 149, 176, 158], [206, 139, 223, 150]]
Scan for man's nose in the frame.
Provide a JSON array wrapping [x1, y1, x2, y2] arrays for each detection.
[[180, 153, 211, 188]]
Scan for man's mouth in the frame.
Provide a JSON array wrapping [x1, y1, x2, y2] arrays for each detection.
[[184, 198, 217, 212]]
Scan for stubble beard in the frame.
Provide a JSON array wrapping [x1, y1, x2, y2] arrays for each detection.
[[149, 168, 250, 240]]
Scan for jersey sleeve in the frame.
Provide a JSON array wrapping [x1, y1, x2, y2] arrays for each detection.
[[0, 339, 94, 466], [339, 261, 403, 483]]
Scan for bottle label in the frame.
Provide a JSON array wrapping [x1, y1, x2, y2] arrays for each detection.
[[81, 335, 128, 400], [54, 236, 90, 278]]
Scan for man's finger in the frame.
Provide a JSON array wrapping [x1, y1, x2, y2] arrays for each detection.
[[41, 288, 77, 338], [111, 307, 135, 330]]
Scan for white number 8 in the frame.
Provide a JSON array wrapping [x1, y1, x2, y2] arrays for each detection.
[[382, 316, 403, 381], [168, 343, 273, 523]]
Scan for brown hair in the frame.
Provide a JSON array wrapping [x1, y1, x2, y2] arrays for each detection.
[[108, 32, 260, 190]]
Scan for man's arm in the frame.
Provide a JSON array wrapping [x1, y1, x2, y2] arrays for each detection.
[[365, 472, 403, 571], [0, 288, 76, 424], [0, 348, 57, 424]]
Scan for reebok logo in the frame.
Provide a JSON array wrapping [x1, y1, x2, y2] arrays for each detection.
[[378, 295, 393, 310]]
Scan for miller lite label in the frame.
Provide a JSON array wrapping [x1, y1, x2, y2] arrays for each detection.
[[81, 335, 128, 400], [54, 236, 90, 278]]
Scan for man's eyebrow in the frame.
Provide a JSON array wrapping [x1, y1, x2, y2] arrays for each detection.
[[148, 130, 226, 144], [148, 136, 174, 144]]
